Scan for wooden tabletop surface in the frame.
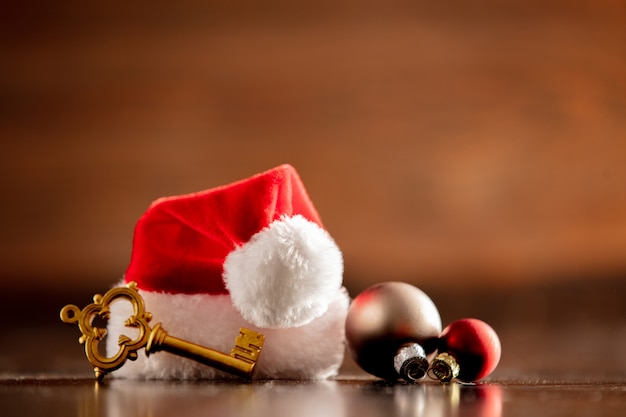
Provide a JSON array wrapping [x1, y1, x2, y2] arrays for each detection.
[[1, 375, 625, 417], [2, 280, 625, 417]]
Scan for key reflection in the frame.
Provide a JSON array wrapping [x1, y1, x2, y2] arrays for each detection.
[[98, 379, 345, 417]]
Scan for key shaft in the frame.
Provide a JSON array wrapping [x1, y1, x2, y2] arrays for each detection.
[[146, 324, 264, 379]]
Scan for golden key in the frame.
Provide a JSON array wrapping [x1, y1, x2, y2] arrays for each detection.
[[60, 281, 265, 382]]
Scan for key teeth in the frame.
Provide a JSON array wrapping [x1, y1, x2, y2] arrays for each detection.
[[232, 328, 265, 364], [231, 346, 258, 362], [236, 328, 266, 345]]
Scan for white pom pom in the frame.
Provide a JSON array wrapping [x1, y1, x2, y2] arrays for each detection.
[[223, 214, 343, 328]]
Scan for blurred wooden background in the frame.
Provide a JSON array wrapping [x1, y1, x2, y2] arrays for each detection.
[[1, 0, 625, 309]]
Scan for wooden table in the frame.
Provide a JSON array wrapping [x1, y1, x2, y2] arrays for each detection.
[[1, 375, 625, 417], [2, 281, 625, 417]]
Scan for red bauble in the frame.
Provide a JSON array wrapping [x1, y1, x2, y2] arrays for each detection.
[[438, 318, 501, 382]]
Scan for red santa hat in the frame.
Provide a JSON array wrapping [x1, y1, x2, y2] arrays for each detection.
[[107, 164, 349, 379]]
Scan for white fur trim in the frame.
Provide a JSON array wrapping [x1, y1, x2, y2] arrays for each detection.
[[223, 214, 344, 328], [105, 286, 350, 379]]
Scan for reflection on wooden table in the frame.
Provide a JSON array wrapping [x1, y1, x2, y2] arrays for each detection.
[[2, 377, 626, 417]]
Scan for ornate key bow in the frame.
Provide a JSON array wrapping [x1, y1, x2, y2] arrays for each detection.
[[60, 281, 265, 381]]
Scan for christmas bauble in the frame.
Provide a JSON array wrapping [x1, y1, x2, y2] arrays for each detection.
[[431, 318, 501, 382], [345, 282, 442, 381]]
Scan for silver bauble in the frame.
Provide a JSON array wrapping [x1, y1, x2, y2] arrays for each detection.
[[345, 281, 442, 380]]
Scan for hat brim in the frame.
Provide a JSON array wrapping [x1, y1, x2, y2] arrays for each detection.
[[105, 284, 350, 379]]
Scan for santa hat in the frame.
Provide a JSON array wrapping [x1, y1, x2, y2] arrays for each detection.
[[106, 164, 350, 379]]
